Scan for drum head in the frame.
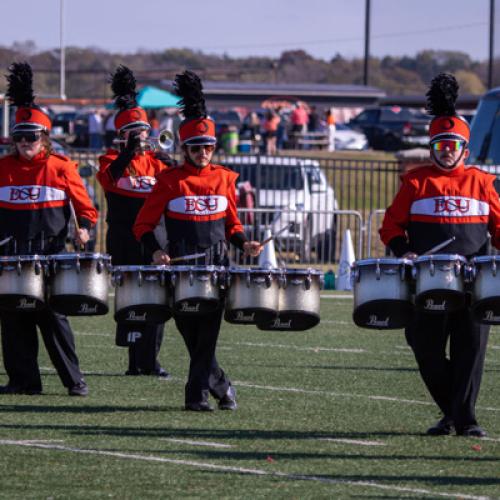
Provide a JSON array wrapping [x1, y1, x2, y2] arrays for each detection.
[[353, 299, 413, 329], [256, 311, 320, 331], [49, 295, 109, 316], [115, 304, 172, 324], [415, 290, 465, 313], [471, 297, 500, 324], [0, 295, 45, 312], [174, 298, 219, 315], [224, 307, 277, 325]]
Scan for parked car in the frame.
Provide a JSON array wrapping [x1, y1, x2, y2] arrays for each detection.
[[218, 155, 338, 261], [349, 106, 429, 151], [334, 123, 368, 150], [468, 87, 500, 167]]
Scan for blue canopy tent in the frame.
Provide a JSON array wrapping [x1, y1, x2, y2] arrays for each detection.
[[136, 86, 180, 109]]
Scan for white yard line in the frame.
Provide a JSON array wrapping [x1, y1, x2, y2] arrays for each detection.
[[160, 438, 233, 448], [231, 341, 366, 353], [318, 438, 386, 447], [479, 437, 500, 443], [320, 295, 353, 299], [0, 440, 489, 500]]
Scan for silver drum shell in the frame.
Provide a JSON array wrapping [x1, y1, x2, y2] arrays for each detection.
[[0, 255, 46, 312], [224, 268, 280, 324], [257, 269, 322, 331], [352, 258, 413, 329], [172, 266, 223, 315], [414, 254, 466, 313], [113, 265, 171, 323], [48, 253, 111, 316], [471, 256, 500, 324]]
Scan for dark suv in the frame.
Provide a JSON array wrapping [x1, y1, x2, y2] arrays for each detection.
[[349, 106, 429, 150]]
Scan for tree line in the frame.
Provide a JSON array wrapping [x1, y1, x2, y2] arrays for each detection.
[[0, 41, 496, 99]]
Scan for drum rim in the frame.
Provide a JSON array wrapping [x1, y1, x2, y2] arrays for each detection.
[[352, 258, 412, 267], [112, 265, 169, 272], [0, 254, 46, 262], [281, 268, 323, 275], [172, 265, 225, 272], [471, 255, 500, 263], [49, 252, 111, 261], [228, 267, 281, 274], [415, 253, 467, 264]]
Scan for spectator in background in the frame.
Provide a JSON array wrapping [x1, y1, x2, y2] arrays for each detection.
[[149, 111, 160, 138], [326, 108, 336, 152], [104, 112, 116, 148], [276, 106, 287, 150], [263, 110, 280, 155], [308, 105, 319, 132], [290, 102, 308, 134], [88, 110, 103, 149]]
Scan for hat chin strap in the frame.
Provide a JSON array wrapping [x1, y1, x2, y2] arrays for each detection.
[[431, 149, 465, 171]]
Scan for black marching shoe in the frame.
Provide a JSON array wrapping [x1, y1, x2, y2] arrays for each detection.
[[456, 425, 487, 438], [154, 368, 171, 379], [185, 401, 214, 412], [68, 382, 89, 397], [218, 386, 237, 411], [426, 416, 454, 436], [0, 384, 41, 396]]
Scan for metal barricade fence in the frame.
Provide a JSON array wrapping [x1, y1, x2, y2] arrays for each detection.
[[69, 149, 401, 261]]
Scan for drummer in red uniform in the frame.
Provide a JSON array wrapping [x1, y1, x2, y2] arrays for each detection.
[[133, 71, 262, 411], [97, 65, 170, 377], [0, 63, 98, 396], [380, 73, 500, 437]]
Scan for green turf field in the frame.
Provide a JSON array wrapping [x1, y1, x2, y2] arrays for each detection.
[[0, 295, 499, 499]]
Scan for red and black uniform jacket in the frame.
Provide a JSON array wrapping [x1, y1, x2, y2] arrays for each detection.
[[0, 152, 98, 255], [379, 163, 500, 257], [97, 149, 167, 226], [133, 161, 247, 264]]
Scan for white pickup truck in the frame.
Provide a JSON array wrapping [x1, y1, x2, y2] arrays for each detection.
[[221, 155, 338, 261]]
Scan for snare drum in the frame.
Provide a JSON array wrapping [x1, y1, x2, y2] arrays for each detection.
[[352, 258, 413, 329], [48, 253, 111, 316], [414, 254, 467, 313], [224, 268, 280, 324], [257, 269, 322, 331], [172, 266, 223, 315], [471, 256, 500, 324], [112, 265, 171, 323], [0, 255, 46, 312]]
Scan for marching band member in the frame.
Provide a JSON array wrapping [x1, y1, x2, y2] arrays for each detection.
[[97, 66, 170, 377], [0, 63, 98, 396], [380, 73, 500, 437], [133, 71, 262, 411]]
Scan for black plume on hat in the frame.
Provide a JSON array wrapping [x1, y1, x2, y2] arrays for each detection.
[[110, 65, 138, 111], [426, 73, 459, 117], [173, 70, 207, 120], [6, 62, 36, 108]]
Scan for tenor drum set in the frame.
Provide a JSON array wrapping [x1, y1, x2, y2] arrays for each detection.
[[352, 253, 500, 329], [0, 252, 323, 332]]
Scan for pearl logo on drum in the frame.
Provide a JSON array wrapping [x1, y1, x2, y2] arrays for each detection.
[[271, 318, 292, 328], [424, 299, 446, 311], [235, 311, 255, 322], [17, 298, 37, 309], [367, 315, 390, 327], [79, 303, 98, 314], [180, 302, 200, 313], [126, 311, 147, 321], [484, 310, 500, 322]]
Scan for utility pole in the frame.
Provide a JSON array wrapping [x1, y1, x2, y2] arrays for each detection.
[[363, 0, 371, 86], [489, 0, 496, 89], [60, 0, 66, 99]]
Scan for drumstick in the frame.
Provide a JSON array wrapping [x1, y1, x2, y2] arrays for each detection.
[[260, 223, 292, 247], [169, 252, 206, 263], [0, 236, 12, 247], [69, 201, 80, 233], [422, 236, 456, 256]]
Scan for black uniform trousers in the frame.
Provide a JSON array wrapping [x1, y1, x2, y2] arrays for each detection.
[[174, 306, 230, 405], [405, 305, 489, 430], [106, 224, 165, 373], [1, 308, 84, 392]]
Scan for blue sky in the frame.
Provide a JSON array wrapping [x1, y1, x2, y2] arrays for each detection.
[[0, 0, 493, 61]]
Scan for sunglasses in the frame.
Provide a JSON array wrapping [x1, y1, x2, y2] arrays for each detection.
[[431, 140, 465, 152], [12, 132, 42, 143], [187, 144, 215, 153]]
